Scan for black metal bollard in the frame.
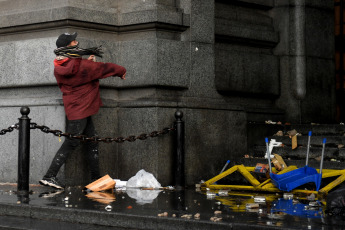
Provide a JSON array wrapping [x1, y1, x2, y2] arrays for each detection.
[[174, 111, 185, 190], [17, 106, 31, 194]]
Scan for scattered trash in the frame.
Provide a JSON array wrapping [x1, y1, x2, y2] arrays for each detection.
[[291, 135, 298, 149], [267, 139, 283, 157], [126, 169, 161, 188], [181, 214, 192, 219], [244, 154, 250, 158], [307, 193, 316, 201], [274, 130, 284, 136], [85, 175, 115, 192], [246, 203, 259, 209], [254, 196, 266, 203], [210, 216, 222, 222], [308, 201, 321, 208], [172, 214, 176, 217], [338, 144, 344, 149], [206, 191, 216, 199], [105, 205, 112, 211], [158, 212, 168, 217], [283, 193, 294, 200], [194, 213, 200, 219], [287, 129, 298, 137], [254, 163, 269, 178], [114, 179, 127, 188], [217, 190, 229, 196], [272, 154, 287, 171], [214, 210, 222, 215]]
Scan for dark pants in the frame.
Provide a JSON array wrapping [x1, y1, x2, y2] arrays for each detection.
[[44, 116, 100, 180]]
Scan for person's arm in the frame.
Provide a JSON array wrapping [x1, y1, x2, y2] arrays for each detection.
[[79, 59, 126, 82]]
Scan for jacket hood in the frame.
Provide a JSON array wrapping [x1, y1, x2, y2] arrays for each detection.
[[54, 58, 81, 76]]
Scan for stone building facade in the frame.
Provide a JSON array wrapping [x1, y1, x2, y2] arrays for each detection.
[[0, 0, 335, 186]]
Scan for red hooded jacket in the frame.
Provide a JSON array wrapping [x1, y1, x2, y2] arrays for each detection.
[[54, 58, 126, 120]]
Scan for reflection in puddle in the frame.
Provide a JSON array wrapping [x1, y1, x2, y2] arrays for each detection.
[[1, 183, 345, 228], [85, 191, 116, 204], [203, 189, 326, 219], [271, 198, 323, 218], [126, 188, 162, 204]]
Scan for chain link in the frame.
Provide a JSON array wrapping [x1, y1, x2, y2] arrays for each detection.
[[30, 122, 175, 143], [0, 124, 19, 135]]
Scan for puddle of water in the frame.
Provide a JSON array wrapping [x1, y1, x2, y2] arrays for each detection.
[[0, 184, 345, 229]]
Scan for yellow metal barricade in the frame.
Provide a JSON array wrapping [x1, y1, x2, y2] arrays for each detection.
[[201, 165, 345, 196]]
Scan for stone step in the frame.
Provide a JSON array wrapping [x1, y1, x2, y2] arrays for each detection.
[[252, 145, 345, 161], [265, 136, 345, 146], [248, 123, 345, 137], [237, 158, 345, 170]]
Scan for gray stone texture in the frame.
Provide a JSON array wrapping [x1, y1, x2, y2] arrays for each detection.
[[272, 0, 335, 123], [0, 0, 337, 186]]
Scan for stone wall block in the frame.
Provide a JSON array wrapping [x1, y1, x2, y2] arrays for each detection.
[[215, 46, 280, 96], [190, 0, 214, 43]]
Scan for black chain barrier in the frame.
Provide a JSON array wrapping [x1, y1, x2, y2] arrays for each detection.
[[3, 107, 185, 195], [30, 123, 175, 143], [0, 124, 19, 135], [0, 123, 175, 143]]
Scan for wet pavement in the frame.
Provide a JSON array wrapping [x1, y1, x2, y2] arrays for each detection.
[[0, 183, 345, 229]]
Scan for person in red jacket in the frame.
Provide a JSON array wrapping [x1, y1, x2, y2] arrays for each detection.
[[39, 32, 126, 189]]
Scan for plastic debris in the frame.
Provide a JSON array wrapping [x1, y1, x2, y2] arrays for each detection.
[[114, 179, 127, 188], [126, 169, 161, 188], [254, 196, 266, 203], [105, 205, 112, 211], [283, 193, 294, 200], [307, 193, 316, 201], [267, 139, 283, 158], [246, 203, 259, 209], [206, 191, 216, 199], [217, 190, 229, 196], [126, 189, 161, 205], [214, 210, 222, 215], [194, 213, 200, 219]]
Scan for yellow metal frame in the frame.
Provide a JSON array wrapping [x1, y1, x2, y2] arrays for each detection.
[[202, 165, 345, 196]]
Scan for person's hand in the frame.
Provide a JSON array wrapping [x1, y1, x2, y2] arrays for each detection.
[[88, 55, 96, 62], [121, 73, 126, 80]]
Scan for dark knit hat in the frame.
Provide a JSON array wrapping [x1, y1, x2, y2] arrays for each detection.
[[56, 32, 78, 48]]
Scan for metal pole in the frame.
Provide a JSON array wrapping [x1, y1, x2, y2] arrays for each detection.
[[305, 131, 312, 166], [174, 110, 185, 190], [319, 138, 326, 175], [265, 138, 272, 174], [17, 106, 31, 194]]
